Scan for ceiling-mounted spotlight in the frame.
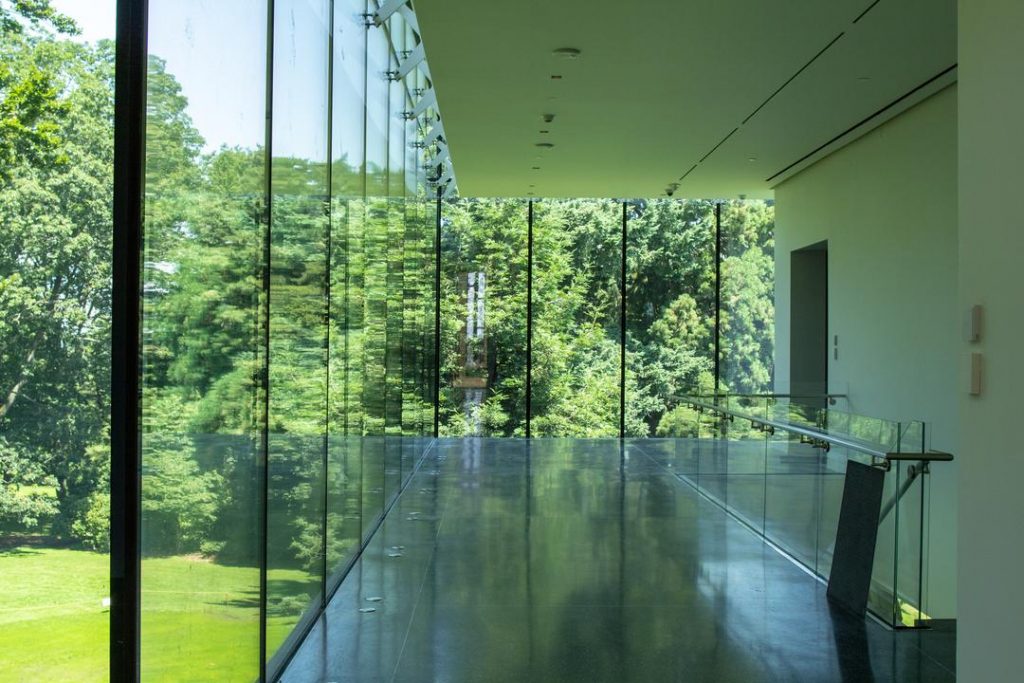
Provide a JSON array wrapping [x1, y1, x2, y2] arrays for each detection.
[[553, 47, 582, 59], [542, 113, 556, 123]]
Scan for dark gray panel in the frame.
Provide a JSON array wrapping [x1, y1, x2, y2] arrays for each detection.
[[827, 459, 885, 615]]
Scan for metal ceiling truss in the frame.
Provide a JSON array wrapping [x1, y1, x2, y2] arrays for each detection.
[[376, 0, 456, 195]]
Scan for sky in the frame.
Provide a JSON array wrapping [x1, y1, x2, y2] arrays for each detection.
[[53, 0, 268, 153], [49, 0, 341, 159], [51, 0, 115, 43]]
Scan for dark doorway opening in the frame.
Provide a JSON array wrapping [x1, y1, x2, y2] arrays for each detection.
[[790, 241, 829, 408]]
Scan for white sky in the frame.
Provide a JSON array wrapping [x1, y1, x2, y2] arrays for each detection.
[[51, 0, 115, 42], [51, 0, 342, 158]]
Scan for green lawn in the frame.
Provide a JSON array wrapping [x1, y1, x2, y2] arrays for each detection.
[[0, 547, 316, 681]]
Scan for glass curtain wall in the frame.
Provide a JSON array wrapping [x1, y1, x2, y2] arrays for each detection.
[[531, 199, 623, 437], [140, 1, 267, 680], [437, 198, 775, 439], [439, 199, 529, 436], [361, 6, 389, 538], [265, 0, 331, 664], [719, 200, 776, 395], [625, 199, 717, 437], [137, 0, 438, 680], [327, 0, 367, 594]]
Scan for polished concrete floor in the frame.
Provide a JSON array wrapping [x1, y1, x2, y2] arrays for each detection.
[[282, 439, 955, 683]]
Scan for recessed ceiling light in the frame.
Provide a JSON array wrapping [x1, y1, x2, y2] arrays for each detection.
[[532, 166, 541, 170], [747, 157, 758, 162], [539, 130, 550, 134], [535, 142, 555, 148], [553, 47, 582, 59], [551, 74, 563, 80]]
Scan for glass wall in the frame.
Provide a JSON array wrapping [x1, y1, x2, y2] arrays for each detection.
[[361, 6, 389, 539], [720, 200, 776, 395], [437, 197, 775, 439], [4, 0, 782, 678], [531, 199, 623, 437], [625, 199, 717, 437], [326, 0, 367, 592], [265, 0, 331, 664], [136, 0, 438, 679], [0, 3, 115, 680], [439, 199, 529, 436], [140, 1, 267, 678]]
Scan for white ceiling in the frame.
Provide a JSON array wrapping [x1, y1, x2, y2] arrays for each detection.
[[413, 0, 957, 198]]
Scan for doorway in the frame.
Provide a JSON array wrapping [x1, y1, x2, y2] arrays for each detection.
[[790, 241, 829, 406]]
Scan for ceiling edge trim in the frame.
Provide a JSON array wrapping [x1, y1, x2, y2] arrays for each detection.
[[767, 64, 957, 188]]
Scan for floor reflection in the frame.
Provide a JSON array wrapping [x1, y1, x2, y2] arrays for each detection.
[[282, 438, 955, 683]]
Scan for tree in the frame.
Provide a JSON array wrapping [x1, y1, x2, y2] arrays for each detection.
[[0, 33, 113, 539], [0, 0, 77, 178]]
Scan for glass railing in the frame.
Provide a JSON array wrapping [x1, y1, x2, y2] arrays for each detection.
[[652, 394, 951, 629]]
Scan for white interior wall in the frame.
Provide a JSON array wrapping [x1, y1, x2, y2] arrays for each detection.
[[957, 1, 1024, 679], [773, 85, 959, 618]]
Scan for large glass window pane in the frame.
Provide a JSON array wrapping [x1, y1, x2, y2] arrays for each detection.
[[266, 0, 330, 667], [419, 127, 438, 439], [720, 199, 776, 395], [384, 13, 407, 501], [400, 102, 428, 473], [0, 3, 113, 680], [531, 199, 622, 437], [439, 199, 529, 436], [361, 17, 390, 537], [327, 0, 367, 583], [625, 199, 716, 437], [140, 1, 265, 679]]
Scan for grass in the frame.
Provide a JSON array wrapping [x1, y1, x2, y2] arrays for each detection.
[[0, 547, 316, 681]]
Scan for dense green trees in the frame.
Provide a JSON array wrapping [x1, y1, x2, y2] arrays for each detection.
[[438, 197, 774, 437], [0, 3, 112, 541]]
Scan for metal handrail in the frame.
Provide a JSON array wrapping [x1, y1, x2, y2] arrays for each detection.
[[679, 397, 955, 467], [684, 392, 848, 406], [682, 397, 887, 459], [685, 392, 849, 400]]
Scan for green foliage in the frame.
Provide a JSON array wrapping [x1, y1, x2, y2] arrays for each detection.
[[0, 436, 57, 528], [70, 491, 109, 552], [0, 1, 77, 176], [438, 196, 774, 437], [0, 34, 113, 539], [142, 434, 225, 556]]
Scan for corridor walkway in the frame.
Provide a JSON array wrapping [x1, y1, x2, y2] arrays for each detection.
[[282, 439, 954, 682]]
